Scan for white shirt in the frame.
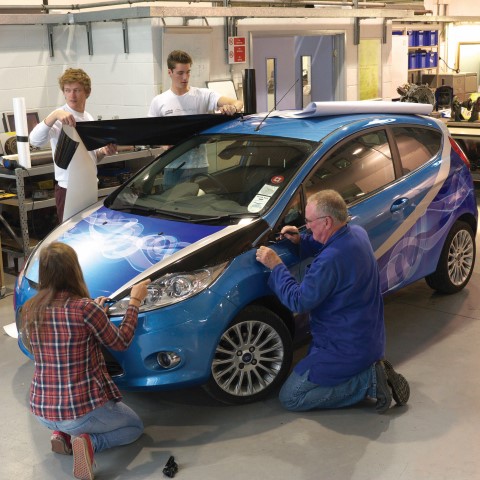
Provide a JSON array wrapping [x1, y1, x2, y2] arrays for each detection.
[[29, 104, 98, 189], [148, 87, 221, 170], [148, 87, 221, 117]]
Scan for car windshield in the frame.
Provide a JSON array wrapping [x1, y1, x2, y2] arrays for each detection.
[[106, 134, 316, 223]]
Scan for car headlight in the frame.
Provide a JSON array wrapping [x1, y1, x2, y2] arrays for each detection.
[[107, 262, 228, 315]]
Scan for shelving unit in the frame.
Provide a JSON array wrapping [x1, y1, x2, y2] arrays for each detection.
[[393, 25, 441, 85], [407, 29, 440, 84], [0, 148, 163, 267]]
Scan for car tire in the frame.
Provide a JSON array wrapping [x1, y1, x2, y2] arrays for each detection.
[[425, 220, 476, 294], [203, 305, 293, 405]]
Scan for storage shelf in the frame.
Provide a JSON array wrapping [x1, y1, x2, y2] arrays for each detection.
[[408, 46, 438, 51], [0, 148, 163, 262], [0, 196, 56, 211], [408, 68, 437, 72]]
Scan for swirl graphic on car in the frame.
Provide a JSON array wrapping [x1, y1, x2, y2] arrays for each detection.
[[63, 210, 191, 272]]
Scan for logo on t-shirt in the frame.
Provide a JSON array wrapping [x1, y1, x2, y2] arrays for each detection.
[[165, 109, 174, 116]]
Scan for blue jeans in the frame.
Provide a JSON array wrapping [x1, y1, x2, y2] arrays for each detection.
[[279, 364, 376, 411], [35, 400, 143, 453]]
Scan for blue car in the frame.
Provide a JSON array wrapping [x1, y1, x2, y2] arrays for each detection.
[[15, 102, 477, 404]]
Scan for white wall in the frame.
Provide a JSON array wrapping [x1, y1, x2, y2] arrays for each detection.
[[0, 10, 407, 133], [445, 24, 480, 73], [424, 0, 480, 16], [0, 18, 158, 128], [0, 15, 240, 133]]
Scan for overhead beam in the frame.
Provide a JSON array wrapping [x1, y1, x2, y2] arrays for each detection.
[[124, 6, 417, 20], [1, 6, 480, 25], [0, 6, 415, 25]]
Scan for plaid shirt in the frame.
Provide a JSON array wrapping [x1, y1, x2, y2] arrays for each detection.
[[27, 292, 139, 420]]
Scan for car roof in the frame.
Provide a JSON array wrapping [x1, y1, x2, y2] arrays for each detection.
[[204, 111, 439, 143], [73, 101, 436, 150]]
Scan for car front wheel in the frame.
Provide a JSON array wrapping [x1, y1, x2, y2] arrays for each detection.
[[203, 305, 293, 405], [425, 220, 476, 294]]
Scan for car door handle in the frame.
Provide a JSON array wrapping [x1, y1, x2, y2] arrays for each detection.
[[390, 197, 410, 213]]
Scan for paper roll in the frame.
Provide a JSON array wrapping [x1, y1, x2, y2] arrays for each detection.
[[13, 97, 31, 169]]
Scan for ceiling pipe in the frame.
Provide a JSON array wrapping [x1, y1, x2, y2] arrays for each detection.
[[225, 0, 423, 7], [0, 0, 425, 12]]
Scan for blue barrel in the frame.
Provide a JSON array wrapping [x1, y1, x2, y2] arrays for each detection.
[[428, 30, 438, 46], [416, 31, 425, 47], [408, 53, 417, 70]]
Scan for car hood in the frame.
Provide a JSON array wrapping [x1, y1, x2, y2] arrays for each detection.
[[23, 205, 268, 298]]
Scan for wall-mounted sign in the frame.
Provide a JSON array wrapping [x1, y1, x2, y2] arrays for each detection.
[[228, 36, 246, 64]]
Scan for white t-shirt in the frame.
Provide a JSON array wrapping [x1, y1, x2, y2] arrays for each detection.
[[29, 104, 98, 189], [148, 87, 221, 117], [148, 87, 221, 170]]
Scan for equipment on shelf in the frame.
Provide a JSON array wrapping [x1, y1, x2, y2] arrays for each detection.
[[450, 94, 480, 122], [0, 132, 16, 155], [435, 85, 454, 111], [452, 97, 473, 121], [469, 97, 480, 123], [397, 83, 435, 106]]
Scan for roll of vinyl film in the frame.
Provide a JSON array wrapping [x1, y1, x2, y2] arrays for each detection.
[[13, 97, 31, 169]]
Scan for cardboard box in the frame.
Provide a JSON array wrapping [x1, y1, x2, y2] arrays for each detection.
[[465, 73, 478, 93], [422, 73, 466, 94]]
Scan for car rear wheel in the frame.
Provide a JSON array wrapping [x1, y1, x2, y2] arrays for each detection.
[[425, 220, 476, 294], [203, 306, 293, 405]]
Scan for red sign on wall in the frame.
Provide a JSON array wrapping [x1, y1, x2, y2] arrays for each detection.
[[228, 36, 246, 64]]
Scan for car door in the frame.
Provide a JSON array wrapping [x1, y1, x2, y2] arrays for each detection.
[[301, 125, 443, 293]]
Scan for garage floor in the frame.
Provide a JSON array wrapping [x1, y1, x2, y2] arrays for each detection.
[[1, 198, 479, 480]]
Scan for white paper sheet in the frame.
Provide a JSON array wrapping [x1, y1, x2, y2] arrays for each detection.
[[3, 322, 18, 339], [62, 125, 99, 221], [250, 101, 434, 119]]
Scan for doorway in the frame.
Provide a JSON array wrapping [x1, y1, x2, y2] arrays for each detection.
[[252, 33, 344, 112]]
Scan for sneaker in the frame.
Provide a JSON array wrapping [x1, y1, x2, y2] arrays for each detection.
[[383, 359, 410, 406], [51, 431, 72, 455], [374, 361, 392, 414], [72, 434, 95, 480]]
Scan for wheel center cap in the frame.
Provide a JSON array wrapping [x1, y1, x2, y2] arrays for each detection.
[[242, 352, 253, 363]]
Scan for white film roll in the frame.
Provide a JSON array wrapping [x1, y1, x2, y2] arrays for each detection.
[[12, 97, 31, 169]]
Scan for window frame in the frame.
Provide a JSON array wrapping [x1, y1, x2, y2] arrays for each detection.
[[299, 123, 444, 208]]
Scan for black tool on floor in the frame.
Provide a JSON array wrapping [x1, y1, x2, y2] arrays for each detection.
[[163, 456, 178, 478]]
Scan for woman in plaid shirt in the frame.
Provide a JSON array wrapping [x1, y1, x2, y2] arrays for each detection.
[[21, 242, 150, 480]]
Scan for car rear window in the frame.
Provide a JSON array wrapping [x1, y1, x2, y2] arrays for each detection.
[[392, 126, 442, 173]]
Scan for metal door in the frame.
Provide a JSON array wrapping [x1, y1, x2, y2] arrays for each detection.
[[252, 34, 343, 112]]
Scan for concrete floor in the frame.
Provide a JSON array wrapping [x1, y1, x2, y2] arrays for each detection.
[[1, 200, 480, 480]]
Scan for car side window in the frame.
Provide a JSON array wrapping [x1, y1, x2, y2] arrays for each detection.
[[391, 126, 442, 174], [274, 190, 304, 233], [305, 129, 395, 204]]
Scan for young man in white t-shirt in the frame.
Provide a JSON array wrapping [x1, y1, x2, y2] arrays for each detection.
[[30, 68, 117, 222], [148, 50, 243, 188]]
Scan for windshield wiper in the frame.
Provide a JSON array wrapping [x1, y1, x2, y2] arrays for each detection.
[[112, 205, 192, 220], [189, 213, 260, 223], [112, 205, 159, 214], [153, 209, 193, 220]]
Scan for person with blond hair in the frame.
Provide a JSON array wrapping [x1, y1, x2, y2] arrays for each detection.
[[256, 189, 410, 413], [29, 68, 116, 222], [22, 242, 150, 480]]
